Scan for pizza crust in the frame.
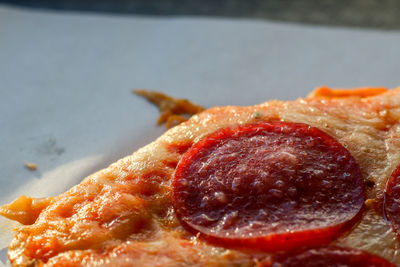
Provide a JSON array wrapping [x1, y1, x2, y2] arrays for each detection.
[[3, 87, 400, 266]]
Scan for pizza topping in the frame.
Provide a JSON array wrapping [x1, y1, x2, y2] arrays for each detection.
[[173, 122, 365, 251], [0, 195, 54, 225], [133, 89, 205, 128], [265, 247, 396, 267], [384, 164, 400, 236], [308, 86, 388, 98]]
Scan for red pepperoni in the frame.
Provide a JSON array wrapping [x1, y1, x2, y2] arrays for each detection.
[[265, 247, 396, 267], [172, 122, 365, 251], [384, 164, 400, 235]]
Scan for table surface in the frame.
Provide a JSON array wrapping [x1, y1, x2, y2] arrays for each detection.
[[2, 0, 400, 29]]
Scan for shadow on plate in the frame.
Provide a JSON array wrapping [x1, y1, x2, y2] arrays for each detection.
[[0, 247, 8, 265], [1, 0, 400, 30]]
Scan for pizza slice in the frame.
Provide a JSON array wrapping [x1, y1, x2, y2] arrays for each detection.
[[1, 86, 400, 266]]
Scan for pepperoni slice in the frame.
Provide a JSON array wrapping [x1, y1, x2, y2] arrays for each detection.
[[173, 122, 365, 251], [384, 164, 400, 235], [266, 247, 396, 267]]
